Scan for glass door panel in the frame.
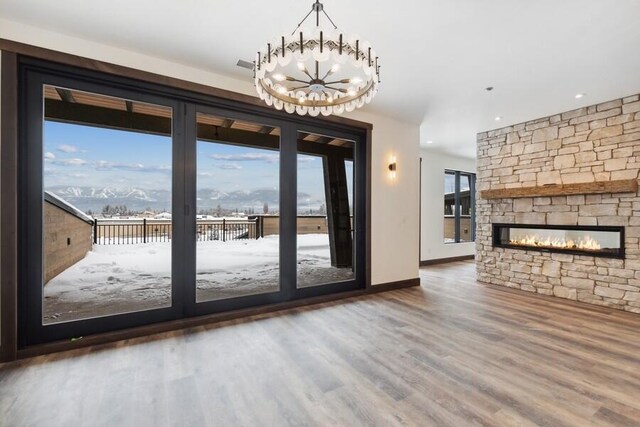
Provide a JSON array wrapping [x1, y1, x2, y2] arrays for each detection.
[[195, 112, 281, 302], [296, 132, 355, 288], [444, 171, 456, 243], [459, 174, 472, 242], [42, 85, 173, 324]]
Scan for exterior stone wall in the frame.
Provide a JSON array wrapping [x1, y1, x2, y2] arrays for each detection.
[[44, 201, 93, 284], [476, 94, 640, 313], [444, 217, 472, 242], [261, 216, 330, 236]]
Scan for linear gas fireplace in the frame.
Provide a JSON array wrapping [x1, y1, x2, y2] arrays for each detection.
[[492, 224, 625, 259]]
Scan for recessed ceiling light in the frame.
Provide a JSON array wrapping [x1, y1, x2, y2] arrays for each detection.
[[495, 116, 503, 121], [575, 93, 585, 99], [426, 140, 433, 144]]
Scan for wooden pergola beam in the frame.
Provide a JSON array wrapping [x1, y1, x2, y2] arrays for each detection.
[[44, 99, 353, 159], [259, 126, 274, 134], [317, 136, 334, 144], [197, 124, 353, 159], [55, 88, 76, 103], [45, 99, 171, 136]]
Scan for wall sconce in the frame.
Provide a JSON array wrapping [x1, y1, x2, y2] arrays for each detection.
[[388, 157, 397, 180]]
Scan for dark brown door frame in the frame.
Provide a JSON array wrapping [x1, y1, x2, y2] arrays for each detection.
[[0, 40, 379, 361], [0, 51, 19, 362]]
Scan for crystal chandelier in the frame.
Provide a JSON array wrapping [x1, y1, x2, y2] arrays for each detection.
[[254, 0, 380, 116]]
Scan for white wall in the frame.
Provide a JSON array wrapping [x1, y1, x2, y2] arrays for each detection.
[[0, 19, 420, 285], [0, 50, 3, 351], [420, 149, 477, 262], [355, 111, 420, 284]]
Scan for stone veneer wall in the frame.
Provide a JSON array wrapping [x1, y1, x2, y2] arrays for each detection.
[[476, 94, 640, 313]]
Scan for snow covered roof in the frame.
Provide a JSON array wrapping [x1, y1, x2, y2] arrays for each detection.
[[44, 191, 94, 224]]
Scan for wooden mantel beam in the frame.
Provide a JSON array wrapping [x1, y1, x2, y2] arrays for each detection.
[[480, 179, 638, 199]]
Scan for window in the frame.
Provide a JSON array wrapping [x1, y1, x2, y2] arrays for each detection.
[[444, 170, 476, 243]]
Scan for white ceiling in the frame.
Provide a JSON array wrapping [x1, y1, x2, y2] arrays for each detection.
[[2, 0, 640, 158]]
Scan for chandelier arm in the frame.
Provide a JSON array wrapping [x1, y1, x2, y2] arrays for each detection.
[[324, 86, 348, 93], [301, 69, 315, 80], [289, 1, 338, 34], [322, 90, 336, 102], [324, 80, 350, 85], [287, 77, 311, 85], [290, 8, 314, 35], [321, 9, 338, 30], [320, 70, 333, 81]]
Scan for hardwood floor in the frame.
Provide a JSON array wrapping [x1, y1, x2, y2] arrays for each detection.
[[2, 260, 640, 426]]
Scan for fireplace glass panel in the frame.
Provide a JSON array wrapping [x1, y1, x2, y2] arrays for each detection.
[[493, 224, 624, 258]]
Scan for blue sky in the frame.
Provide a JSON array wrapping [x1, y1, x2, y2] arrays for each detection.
[[197, 141, 281, 191], [44, 121, 351, 211], [44, 121, 172, 190]]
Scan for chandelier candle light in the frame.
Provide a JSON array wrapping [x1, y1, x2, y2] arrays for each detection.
[[254, 0, 381, 116]]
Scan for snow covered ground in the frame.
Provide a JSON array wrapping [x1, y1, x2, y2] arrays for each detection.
[[43, 234, 354, 324]]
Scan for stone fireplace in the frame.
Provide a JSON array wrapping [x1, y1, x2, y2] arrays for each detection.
[[476, 94, 640, 313]]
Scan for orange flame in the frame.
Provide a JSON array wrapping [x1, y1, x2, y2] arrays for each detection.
[[509, 234, 601, 251]]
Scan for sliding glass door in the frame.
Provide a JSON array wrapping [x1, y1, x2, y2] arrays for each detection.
[[42, 85, 175, 324], [194, 111, 281, 303], [20, 60, 367, 346], [296, 131, 356, 288], [22, 69, 185, 345]]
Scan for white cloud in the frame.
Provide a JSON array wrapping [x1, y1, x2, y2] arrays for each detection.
[[95, 160, 112, 170], [95, 160, 170, 173], [44, 152, 56, 160], [218, 163, 243, 170], [297, 156, 317, 163], [210, 153, 280, 163], [57, 144, 78, 153], [53, 158, 87, 166], [198, 171, 216, 177]]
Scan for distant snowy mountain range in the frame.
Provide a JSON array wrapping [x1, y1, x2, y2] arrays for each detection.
[[45, 186, 311, 213], [46, 186, 170, 212]]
